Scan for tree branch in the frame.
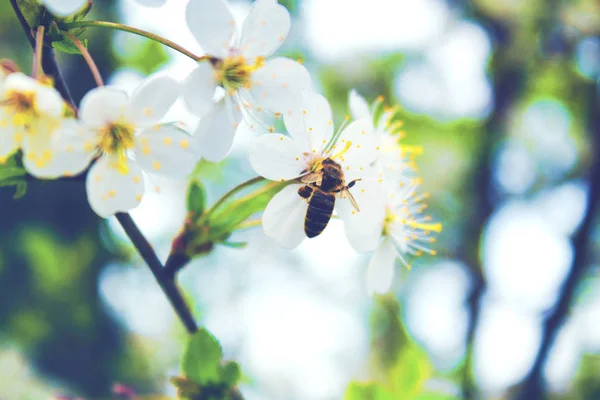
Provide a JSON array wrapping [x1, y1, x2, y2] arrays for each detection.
[[515, 81, 600, 400], [11, 0, 198, 334]]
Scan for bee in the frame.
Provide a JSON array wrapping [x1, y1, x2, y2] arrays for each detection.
[[298, 158, 360, 238]]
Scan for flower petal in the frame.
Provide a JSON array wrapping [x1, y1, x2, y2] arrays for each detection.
[[135, 125, 198, 178], [193, 97, 241, 162], [283, 92, 333, 153], [239, 0, 291, 58], [42, 0, 86, 16], [24, 119, 97, 179], [0, 111, 19, 159], [336, 178, 386, 253], [86, 156, 145, 217], [262, 183, 307, 248], [366, 238, 397, 295], [186, 0, 235, 58], [130, 75, 180, 127], [79, 87, 131, 129], [349, 89, 371, 121], [249, 133, 306, 181], [182, 63, 218, 117], [335, 118, 381, 167], [250, 57, 310, 114]]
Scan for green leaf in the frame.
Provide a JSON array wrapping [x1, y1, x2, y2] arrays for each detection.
[[221, 241, 247, 249], [208, 180, 289, 240], [182, 329, 223, 385], [0, 154, 28, 199], [219, 362, 241, 386], [414, 393, 460, 400], [50, 28, 88, 55], [344, 382, 394, 400], [388, 345, 433, 397], [187, 180, 207, 216]]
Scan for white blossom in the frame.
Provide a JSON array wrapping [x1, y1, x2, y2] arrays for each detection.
[[348, 90, 441, 294], [183, 0, 311, 162], [0, 72, 63, 167], [249, 92, 385, 249], [31, 76, 198, 217]]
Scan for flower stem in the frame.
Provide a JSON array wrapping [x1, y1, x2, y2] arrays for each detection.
[[63, 31, 104, 87], [67, 20, 210, 62], [206, 176, 267, 216], [33, 25, 44, 78]]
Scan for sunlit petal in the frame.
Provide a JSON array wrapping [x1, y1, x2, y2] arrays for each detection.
[[262, 183, 307, 248], [349, 89, 371, 121], [192, 97, 242, 162], [284, 92, 333, 153], [182, 63, 218, 117], [186, 0, 235, 58], [86, 155, 145, 217], [135, 124, 198, 178], [366, 238, 397, 295], [240, 0, 291, 58], [130, 75, 180, 127], [249, 133, 306, 181], [79, 87, 131, 129]]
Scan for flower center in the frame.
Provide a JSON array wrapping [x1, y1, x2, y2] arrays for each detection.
[[1, 90, 37, 126], [98, 122, 136, 156], [215, 55, 265, 93]]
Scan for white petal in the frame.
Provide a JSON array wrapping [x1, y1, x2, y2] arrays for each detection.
[[283, 92, 333, 153], [4, 72, 39, 93], [79, 87, 131, 129], [135, 125, 198, 178], [134, 0, 167, 6], [337, 178, 386, 253], [366, 238, 397, 295], [186, 0, 235, 58], [130, 75, 180, 127], [335, 118, 380, 167], [86, 156, 145, 217], [25, 119, 97, 179], [192, 97, 241, 162], [43, 0, 86, 16], [349, 89, 371, 121], [250, 57, 310, 114], [262, 183, 307, 248], [240, 0, 291, 58], [34, 85, 64, 118], [0, 111, 19, 158], [249, 133, 306, 181], [182, 63, 218, 117]]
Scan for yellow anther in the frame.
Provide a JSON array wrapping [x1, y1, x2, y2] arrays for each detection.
[[408, 222, 442, 233], [142, 147, 151, 155], [133, 176, 141, 184], [331, 141, 352, 160], [136, 194, 142, 202], [153, 161, 161, 171], [108, 190, 116, 198], [163, 137, 172, 145], [180, 139, 190, 149], [143, 107, 153, 117]]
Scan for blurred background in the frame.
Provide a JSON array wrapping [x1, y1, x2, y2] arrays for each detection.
[[1, 0, 600, 398]]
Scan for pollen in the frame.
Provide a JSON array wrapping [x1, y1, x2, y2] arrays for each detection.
[[180, 139, 190, 149], [95, 175, 102, 182], [328, 121, 333, 125], [163, 137, 172, 145], [143, 107, 153, 117], [302, 110, 307, 114], [108, 190, 116, 198], [279, 136, 283, 140], [269, 126, 275, 132], [84, 142, 94, 152], [0, 119, 8, 128], [152, 161, 161, 171], [136, 194, 142, 202], [295, 157, 299, 160], [142, 147, 151, 155], [132, 176, 141, 184]]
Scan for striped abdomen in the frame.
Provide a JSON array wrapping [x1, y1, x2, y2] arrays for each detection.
[[305, 189, 335, 238]]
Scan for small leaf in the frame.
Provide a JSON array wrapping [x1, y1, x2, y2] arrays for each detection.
[[182, 329, 223, 385], [219, 362, 241, 386], [51, 33, 88, 55], [0, 154, 28, 199], [15, 0, 44, 27], [187, 180, 207, 216]]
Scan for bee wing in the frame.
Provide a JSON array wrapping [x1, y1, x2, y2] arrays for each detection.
[[342, 188, 360, 212], [301, 172, 322, 185]]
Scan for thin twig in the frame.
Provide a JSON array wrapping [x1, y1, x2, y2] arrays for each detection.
[[116, 214, 198, 333], [68, 20, 210, 62], [63, 31, 104, 87]]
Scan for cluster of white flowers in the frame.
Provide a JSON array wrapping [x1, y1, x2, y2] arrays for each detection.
[[2, 0, 439, 293]]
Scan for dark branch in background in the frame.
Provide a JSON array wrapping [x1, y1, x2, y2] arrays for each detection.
[[515, 82, 600, 400], [11, 1, 198, 334], [460, 9, 526, 400]]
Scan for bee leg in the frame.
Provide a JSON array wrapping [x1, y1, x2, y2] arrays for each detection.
[[347, 178, 362, 188], [298, 185, 313, 200]]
